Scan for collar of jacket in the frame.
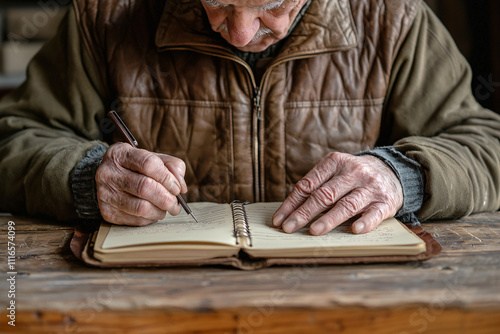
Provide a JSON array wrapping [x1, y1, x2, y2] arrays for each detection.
[[155, 0, 358, 59]]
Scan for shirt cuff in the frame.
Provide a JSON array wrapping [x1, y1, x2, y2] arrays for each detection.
[[71, 143, 108, 225], [356, 146, 425, 226]]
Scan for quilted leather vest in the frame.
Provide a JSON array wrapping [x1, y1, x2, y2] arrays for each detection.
[[73, 0, 421, 203]]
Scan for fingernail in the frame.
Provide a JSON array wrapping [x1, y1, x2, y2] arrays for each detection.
[[171, 181, 181, 194], [282, 220, 297, 233], [311, 221, 325, 235], [353, 222, 365, 234], [169, 201, 180, 215], [180, 178, 188, 193], [272, 214, 284, 227]]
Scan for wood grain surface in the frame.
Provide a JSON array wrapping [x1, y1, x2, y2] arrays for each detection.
[[1, 213, 499, 333]]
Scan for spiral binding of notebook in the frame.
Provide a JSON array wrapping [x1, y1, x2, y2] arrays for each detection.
[[231, 201, 252, 247]]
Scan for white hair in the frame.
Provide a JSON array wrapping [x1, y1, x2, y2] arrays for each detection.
[[201, 0, 286, 11]]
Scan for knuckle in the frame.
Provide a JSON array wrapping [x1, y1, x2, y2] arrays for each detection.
[[370, 202, 392, 218], [351, 161, 372, 178], [351, 163, 386, 188], [377, 191, 392, 204], [370, 172, 385, 185], [176, 159, 187, 174], [95, 163, 111, 185], [338, 196, 363, 216], [104, 144, 117, 157], [135, 176, 157, 198], [323, 151, 349, 170], [134, 200, 152, 218], [155, 194, 169, 212], [295, 177, 316, 195], [324, 151, 341, 163], [146, 155, 179, 191], [312, 186, 337, 207], [139, 153, 162, 174], [156, 192, 174, 212], [161, 172, 177, 188], [369, 208, 386, 222], [96, 186, 116, 205], [99, 204, 118, 224], [109, 142, 129, 161], [162, 154, 186, 172]]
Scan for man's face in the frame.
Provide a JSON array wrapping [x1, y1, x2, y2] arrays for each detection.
[[200, 0, 308, 52]]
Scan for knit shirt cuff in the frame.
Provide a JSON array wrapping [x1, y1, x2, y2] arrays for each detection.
[[71, 143, 108, 225], [356, 147, 425, 226]]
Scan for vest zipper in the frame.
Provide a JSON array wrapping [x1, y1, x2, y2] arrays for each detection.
[[252, 52, 329, 201], [159, 45, 263, 201], [253, 88, 262, 121], [158, 45, 329, 203], [253, 87, 263, 202]]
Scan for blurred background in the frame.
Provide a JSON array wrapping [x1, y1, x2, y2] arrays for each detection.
[[426, 0, 499, 112], [0, 0, 499, 112]]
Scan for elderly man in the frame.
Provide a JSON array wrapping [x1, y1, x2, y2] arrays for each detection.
[[1, 0, 499, 236]]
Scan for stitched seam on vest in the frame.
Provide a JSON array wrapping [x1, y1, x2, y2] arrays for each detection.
[[284, 98, 385, 108], [119, 97, 233, 108]]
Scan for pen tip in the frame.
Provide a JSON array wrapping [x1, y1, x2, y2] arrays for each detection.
[[192, 214, 200, 224]]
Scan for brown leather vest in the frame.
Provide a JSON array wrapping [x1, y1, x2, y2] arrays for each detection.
[[73, 0, 421, 203]]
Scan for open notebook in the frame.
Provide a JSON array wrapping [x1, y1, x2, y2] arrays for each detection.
[[71, 202, 441, 269]]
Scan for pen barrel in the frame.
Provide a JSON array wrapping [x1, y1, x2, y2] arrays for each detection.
[[176, 194, 191, 214], [108, 111, 139, 147]]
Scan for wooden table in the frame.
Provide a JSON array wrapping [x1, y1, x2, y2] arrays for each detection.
[[1, 213, 499, 334]]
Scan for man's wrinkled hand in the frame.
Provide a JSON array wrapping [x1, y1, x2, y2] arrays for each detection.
[[272, 152, 404, 235], [95, 143, 188, 226]]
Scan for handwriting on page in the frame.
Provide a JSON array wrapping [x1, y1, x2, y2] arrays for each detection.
[[107, 218, 218, 237], [244, 203, 421, 249], [102, 203, 235, 248], [250, 222, 400, 245]]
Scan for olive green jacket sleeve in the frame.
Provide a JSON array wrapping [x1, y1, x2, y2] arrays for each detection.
[[0, 6, 107, 220], [383, 3, 500, 220]]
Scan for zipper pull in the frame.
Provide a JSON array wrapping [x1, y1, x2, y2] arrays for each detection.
[[254, 88, 263, 121]]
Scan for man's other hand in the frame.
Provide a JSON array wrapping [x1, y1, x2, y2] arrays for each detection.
[[95, 143, 188, 226], [272, 152, 404, 235]]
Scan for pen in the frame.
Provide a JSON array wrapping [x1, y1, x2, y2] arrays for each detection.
[[107, 110, 199, 223]]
